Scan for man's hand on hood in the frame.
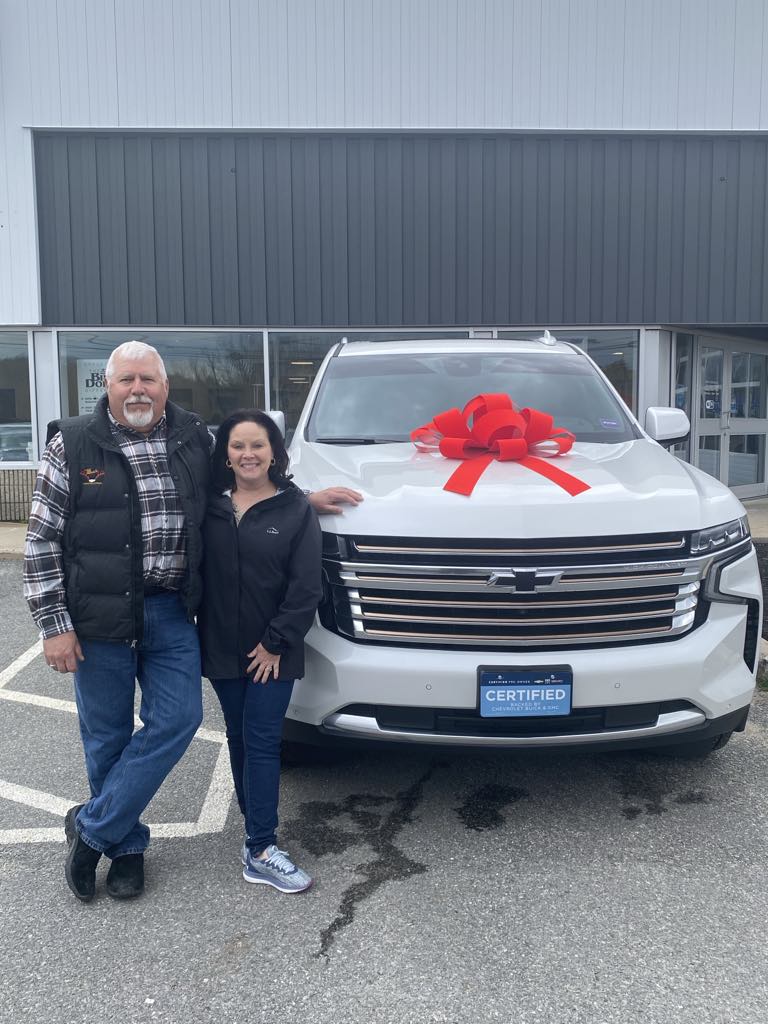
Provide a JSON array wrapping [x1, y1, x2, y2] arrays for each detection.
[[308, 487, 364, 515]]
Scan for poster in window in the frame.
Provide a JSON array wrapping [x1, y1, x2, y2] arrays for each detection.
[[77, 360, 107, 414]]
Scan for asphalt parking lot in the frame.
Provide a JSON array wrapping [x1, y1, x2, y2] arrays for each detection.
[[2, 558, 768, 1024]]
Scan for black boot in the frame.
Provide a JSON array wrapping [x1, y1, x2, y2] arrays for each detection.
[[64, 804, 101, 902], [106, 853, 145, 899]]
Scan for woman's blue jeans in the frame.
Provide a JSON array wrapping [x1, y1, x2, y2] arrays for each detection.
[[209, 675, 294, 854], [72, 593, 203, 857]]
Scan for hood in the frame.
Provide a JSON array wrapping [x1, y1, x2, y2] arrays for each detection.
[[290, 438, 745, 539]]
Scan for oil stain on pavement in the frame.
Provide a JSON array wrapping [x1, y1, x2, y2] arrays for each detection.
[[455, 783, 530, 831], [605, 757, 711, 819], [284, 762, 440, 960]]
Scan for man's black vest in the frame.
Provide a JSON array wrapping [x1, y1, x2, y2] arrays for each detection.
[[48, 396, 211, 644]]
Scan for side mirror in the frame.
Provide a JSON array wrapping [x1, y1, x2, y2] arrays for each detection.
[[267, 410, 286, 436], [645, 407, 690, 446]]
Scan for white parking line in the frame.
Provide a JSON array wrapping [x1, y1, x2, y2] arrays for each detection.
[[0, 779, 74, 816], [0, 641, 42, 688], [0, 642, 233, 845]]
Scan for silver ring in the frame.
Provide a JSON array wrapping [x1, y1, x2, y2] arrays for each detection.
[[48, 663, 56, 669]]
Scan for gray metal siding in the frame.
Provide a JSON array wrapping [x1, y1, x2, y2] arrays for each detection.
[[35, 131, 768, 328]]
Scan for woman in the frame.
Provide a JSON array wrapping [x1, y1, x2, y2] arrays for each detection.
[[199, 409, 322, 893]]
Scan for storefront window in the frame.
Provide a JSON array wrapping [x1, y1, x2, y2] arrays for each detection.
[[269, 331, 470, 437], [58, 332, 265, 429], [698, 436, 721, 479], [497, 330, 639, 412], [729, 434, 765, 486], [671, 333, 693, 461], [699, 347, 723, 419], [730, 352, 767, 419], [0, 332, 33, 462]]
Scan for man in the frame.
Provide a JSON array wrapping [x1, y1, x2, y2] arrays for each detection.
[[24, 340, 360, 902]]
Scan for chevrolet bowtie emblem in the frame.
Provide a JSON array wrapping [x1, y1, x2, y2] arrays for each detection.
[[487, 570, 560, 591]]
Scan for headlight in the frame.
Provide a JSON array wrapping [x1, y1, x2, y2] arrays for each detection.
[[690, 516, 750, 556]]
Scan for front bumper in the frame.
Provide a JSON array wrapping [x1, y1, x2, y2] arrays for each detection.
[[288, 549, 761, 750]]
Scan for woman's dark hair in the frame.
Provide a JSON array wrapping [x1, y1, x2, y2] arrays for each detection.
[[211, 409, 293, 492]]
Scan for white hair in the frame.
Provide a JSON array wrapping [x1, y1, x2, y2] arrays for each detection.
[[105, 341, 168, 381]]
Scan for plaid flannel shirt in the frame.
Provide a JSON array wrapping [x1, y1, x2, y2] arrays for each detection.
[[24, 413, 191, 639]]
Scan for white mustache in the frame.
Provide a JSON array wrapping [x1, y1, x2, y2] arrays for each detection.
[[125, 396, 152, 405]]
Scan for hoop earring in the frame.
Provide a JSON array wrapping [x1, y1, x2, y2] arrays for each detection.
[[225, 459, 232, 468], [270, 457, 276, 466]]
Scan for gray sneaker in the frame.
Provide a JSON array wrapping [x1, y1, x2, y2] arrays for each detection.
[[242, 844, 312, 893]]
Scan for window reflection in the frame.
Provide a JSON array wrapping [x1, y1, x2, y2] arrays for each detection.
[[699, 348, 723, 419], [671, 333, 693, 461], [0, 332, 33, 462], [730, 352, 766, 419], [269, 331, 470, 437], [58, 332, 265, 429], [498, 330, 639, 411], [728, 434, 765, 486], [698, 435, 721, 479]]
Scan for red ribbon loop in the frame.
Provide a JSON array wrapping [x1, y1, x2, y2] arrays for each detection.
[[411, 393, 590, 497]]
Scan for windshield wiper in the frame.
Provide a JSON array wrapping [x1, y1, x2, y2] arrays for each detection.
[[314, 436, 402, 445]]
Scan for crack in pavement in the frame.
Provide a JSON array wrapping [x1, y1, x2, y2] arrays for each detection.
[[284, 762, 440, 960]]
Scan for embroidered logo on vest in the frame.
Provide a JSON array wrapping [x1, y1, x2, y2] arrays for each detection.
[[266, 526, 279, 535], [80, 468, 105, 486]]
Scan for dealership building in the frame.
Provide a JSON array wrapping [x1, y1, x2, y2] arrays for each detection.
[[2, 0, 768, 517]]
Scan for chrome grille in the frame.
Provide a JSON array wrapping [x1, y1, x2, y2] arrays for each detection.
[[321, 533, 710, 649]]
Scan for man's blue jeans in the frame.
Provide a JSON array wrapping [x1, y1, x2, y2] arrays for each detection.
[[209, 676, 294, 854], [72, 592, 203, 858]]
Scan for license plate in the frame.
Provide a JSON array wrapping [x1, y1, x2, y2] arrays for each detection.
[[478, 666, 573, 718]]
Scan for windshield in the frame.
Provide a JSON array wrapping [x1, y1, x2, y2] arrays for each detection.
[[307, 351, 639, 444]]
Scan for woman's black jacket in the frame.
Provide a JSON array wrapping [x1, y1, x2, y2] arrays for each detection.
[[198, 484, 322, 682]]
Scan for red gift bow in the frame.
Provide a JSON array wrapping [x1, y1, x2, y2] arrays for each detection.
[[411, 393, 590, 497]]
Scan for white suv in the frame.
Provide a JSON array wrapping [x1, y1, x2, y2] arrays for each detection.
[[286, 338, 762, 757]]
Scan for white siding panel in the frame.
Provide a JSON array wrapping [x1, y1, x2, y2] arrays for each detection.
[[84, 0, 119, 124], [732, 0, 763, 129], [676, 0, 714, 128], [482, 0, 513, 125], [456, 0, 486, 125], [593, 0, 625, 126], [371, 0, 401, 126], [399, 0, 432, 127], [114, 0, 150, 125], [622, 0, 653, 128], [567, 0, 599, 128], [424, 0, 458, 127], [200, 0, 233, 124], [704, 0, 737, 128], [314, 0, 346, 125], [172, 0, 207, 126], [648, 0, 681, 129], [230, 0, 289, 125], [55, 0, 92, 123], [142, 1, 179, 125], [286, 0, 319, 124], [27, 0, 63, 126], [344, 0, 375, 126], [0, 5, 39, 324], [758, 0, 768, 128], [510, 0, 542, 127], [538, 0, 570, 128]]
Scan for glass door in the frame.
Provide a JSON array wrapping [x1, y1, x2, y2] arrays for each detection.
[[690, 336, 768, 498], [726, 349, 767, 495]]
